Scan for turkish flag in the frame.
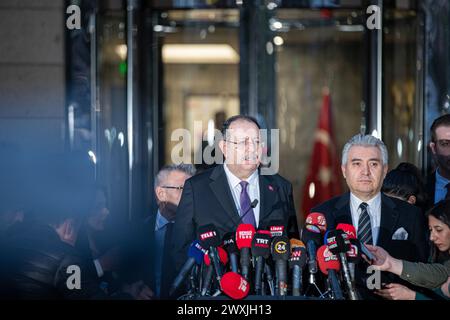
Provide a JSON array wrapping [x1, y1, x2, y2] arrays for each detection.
[[301, 88, 342, 218]]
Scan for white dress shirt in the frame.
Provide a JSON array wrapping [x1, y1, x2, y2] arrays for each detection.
[[349, 192, 381, 245], [223, 164, 261, 227]]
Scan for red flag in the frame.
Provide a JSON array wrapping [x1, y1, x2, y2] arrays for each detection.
[[301, 88, 342, 218]]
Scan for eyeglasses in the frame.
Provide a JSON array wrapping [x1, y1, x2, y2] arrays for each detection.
[[161, 186, 184, 190], [436, 139, 450, 148], [225, 138, 263, 148]]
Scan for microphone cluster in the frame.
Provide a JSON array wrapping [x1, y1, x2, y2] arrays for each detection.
[[171, 212, 364, 300]]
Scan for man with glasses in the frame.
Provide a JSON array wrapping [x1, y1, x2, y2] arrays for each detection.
[[147, 164, 195, 299], [427, 114, 450, 206], [172, 115, 299, 278]]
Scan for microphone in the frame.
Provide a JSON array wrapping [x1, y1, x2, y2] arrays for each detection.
[[260, 219, 287, 237], [169, 240, 206, 297], [289, 239, 307, 296], [236, 224, 256, 280], [237, 199, 259, 225], [222, 232, 239, 273], [251, 230, 272, 295], [198, 224, 223, 288], [336, 223, 361, 282], [305, 212, 327, 234], [317, 245, 344, 300], [264, 262, 275, 296], [301, 224, 322, 285], [220, 272, 250, 300], [325, 229, 358, 300], [271, 235, 290, 296], [202, 246, 229, 296]]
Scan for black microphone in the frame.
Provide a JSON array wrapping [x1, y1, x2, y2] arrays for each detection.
[[326, 229, 359, 300], [271, 236, 290, 296], [264, 262, 275, 296], [289, 239, 307, 296], [200, 264, 214, 296], [222, 232, 239, 273], [301, 225, 322, 285], [236, 199, 258, 225], [251, 230, 272, 295], [169, 240, 206, 297], [198, 224, 223, 288], [317, 245, 344, 300]]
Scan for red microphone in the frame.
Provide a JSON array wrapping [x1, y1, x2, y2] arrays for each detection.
[[220, 272, 250, 300], [336, 223, 357, 240], [305, 212, 327, 234], [236, 224, 256, 279], [204, 246, 229, 266], [317, 245, 344, 300]]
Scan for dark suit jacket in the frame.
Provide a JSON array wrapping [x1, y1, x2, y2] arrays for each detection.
[[425, 170, 436, 209], [312, 192, 429, 299], [172, 165, 299, 272]]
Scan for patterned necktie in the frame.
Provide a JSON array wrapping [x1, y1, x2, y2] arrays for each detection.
[[445, 183, 450, 200], [239, 181, 256, 227], [358, 202, 373, 245]]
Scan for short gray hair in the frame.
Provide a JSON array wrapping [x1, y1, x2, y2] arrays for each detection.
[[154, 164, 196, 189], [341, 134, 388, 166]]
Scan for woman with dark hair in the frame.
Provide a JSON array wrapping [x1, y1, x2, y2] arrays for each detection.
[[367, 200, 450, 299], [382, 162, 428, 211]]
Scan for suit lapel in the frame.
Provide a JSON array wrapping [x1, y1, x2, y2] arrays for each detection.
[[332, 193, 353, 228], [258, 174, 278, 225], [209, 165, 241, 226], [377, 195, 399, 247]]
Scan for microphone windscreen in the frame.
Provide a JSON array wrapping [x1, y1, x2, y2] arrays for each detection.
[[336, 223, 357, 240], [251, 230, 271, 258], [198, 224, 221, 248], [189, 240, 207, 265], [222, 232, 239, 254], [220, 272, 250, 300], [347, 238, 361, 263], [305, 212, 327, 234], [290, 238, 305, 249], [301, 225, 322, 246], [317, 245, 340, 275], [271, 236, 290, 260], [289, 246, 307, 269], [203, 246, 229, 266], [236, 224, 256, 249], [325, 229, 350, 255], [260, 220, 286, 237]]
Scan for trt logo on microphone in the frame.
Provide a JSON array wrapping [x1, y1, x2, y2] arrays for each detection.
[[255, 238, 269, 246]]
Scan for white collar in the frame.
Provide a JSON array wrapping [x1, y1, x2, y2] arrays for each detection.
[[223, 164, 258, 189]]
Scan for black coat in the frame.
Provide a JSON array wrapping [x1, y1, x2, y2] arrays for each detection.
[[171, 165, 299, 271], [312, 192, 429, 299], [1, 223, 109, 299]]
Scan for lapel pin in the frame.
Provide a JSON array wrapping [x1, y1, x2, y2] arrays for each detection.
[[268, 185, 274, 192]]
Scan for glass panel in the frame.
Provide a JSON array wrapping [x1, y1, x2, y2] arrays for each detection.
[[382, 9, 422, 168], [274, 9, 365, 218], [154, 9, 240, 170], [96, 12, 129, 224]]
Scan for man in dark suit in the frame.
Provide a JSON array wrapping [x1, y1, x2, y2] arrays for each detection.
[[143, 164, 195, 299], [426, 114, 450, 207], [312, 134, 428, 299], [172, 115, 299, 273]]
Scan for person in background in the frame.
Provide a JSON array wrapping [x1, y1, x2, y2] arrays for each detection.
[[367, 199, 450, 300], [145, 164, 195, 299], [427, 114, 450, 207], [382, 162, 428, 212]]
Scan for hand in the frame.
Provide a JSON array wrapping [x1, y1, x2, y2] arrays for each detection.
[[375, 283, 416, 300], [123, 280, 154, 300], [365, 244, 403, 275], [441, 277, 450, 298]]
